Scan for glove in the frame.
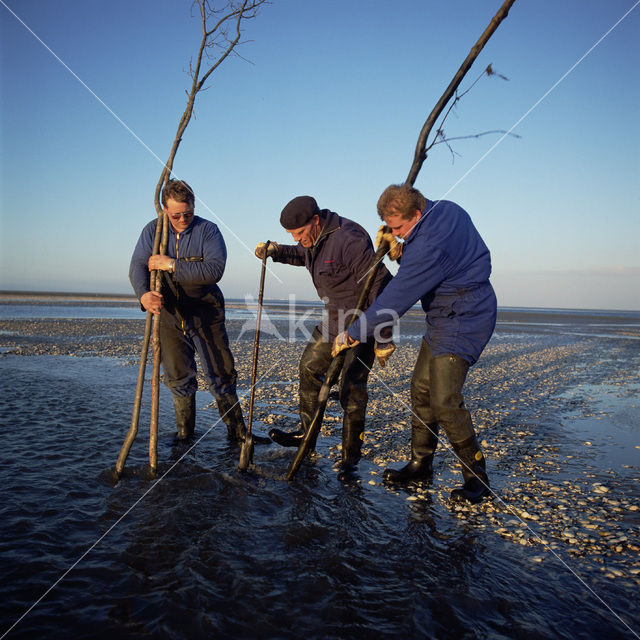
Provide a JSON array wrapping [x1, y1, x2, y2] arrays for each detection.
[[331, 331, 360, 358], [374, 340, 396, 367], [255, 241, 278, 259], [376, 225, 402, 261]]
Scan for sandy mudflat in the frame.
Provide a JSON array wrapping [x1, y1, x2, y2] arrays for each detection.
[[1, 311, 639, 587]]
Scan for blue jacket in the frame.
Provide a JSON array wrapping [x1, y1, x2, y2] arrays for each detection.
[[129, 215, 228, 324], [348, 200, 497, 365], [273, 210, 392, 340]]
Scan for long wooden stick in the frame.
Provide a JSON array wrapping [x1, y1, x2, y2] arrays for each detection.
[[115, 311, 152, 475], [238, 243, 270, 470], [115, 213, 166, 477]]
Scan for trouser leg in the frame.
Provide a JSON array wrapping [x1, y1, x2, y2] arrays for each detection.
[[191, 317, 238, 399], [159, 311, 199, 397], [159, 312, 199, 441], [190, 313, 269, 444]]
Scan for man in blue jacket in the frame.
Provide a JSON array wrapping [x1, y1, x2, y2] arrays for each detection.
[[333, 184, 496, 503], [255, 195, 393, 480], [129, 179, 269, 445]]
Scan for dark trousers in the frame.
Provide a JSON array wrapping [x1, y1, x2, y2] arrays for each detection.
[[159, 309, 238, 399], [410, 338, 476, 447], [299, 328, 375, 444]]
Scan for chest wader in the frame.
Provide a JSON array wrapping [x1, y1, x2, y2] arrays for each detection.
[[384, 339, 490, 503]]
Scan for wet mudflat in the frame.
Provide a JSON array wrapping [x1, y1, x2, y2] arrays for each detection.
[[0, 302, 639, 639]]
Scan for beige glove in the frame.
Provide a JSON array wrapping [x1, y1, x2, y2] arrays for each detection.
[[255, 241, 278, 259], [331, 331, 360, 358], [376, 225, 402, 261], [374, 340, 396, 367]]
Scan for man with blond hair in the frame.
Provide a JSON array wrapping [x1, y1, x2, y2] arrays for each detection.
[[333, 184, 496, 503]]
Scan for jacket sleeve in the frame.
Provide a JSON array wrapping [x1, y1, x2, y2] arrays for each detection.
[[175, 221, 227, 285], [129, 221, 155, 300], [272, 243, 306, 266], [348, 243, 446, 340]]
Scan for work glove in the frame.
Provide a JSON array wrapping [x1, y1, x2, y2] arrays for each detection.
[[255, 241, 278, 260], [376, 225, 402, 262], [331, 331, 360, 358], [374, 340, 396, 367]]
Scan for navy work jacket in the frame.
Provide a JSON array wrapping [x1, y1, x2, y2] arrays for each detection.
[[348, 200, 497, 365], [274, 210, 391, 341], [129, 215, 228, 328]]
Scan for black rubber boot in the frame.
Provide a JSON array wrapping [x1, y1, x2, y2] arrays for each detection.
[[450, 436, 490, 504], [269, 428, 304, 447], [337, 419, 364, 482], [173, 395, 196, 442], [268, 388, 314, 447], [216, 393, 271, 445], [270, 333, 325, 449], [383, 423, 438, 483]]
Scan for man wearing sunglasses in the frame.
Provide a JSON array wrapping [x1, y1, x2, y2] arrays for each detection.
[[129, 179, 270, 446]]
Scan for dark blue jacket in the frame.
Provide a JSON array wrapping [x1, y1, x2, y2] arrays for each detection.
[[348, 200, 497, 365], [129, 215, 228, 327], [273, 210, 392, 340]]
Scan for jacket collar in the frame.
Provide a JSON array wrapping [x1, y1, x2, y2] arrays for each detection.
[[310, 210, 340, 250], [405, 201, 433, 245]]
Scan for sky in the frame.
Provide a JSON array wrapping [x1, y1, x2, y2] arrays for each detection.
[[1, 0, 639, 310]]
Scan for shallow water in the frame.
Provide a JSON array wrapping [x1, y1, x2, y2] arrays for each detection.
[[1, 306, 639, 639]]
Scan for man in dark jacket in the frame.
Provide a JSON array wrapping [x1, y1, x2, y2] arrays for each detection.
[[130, 179, 269, 445], [333, 184, 497, 503], [255, 195, 393, 480]]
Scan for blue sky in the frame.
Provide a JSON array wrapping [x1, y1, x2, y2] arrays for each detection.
[[1, 0, 639, 310]]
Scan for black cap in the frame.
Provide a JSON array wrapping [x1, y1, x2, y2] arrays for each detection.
[[280, 196, 319, 229]]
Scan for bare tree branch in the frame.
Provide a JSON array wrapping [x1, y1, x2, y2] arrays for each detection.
[[422, 63, 513, 165], [406, 0, 517, 186]]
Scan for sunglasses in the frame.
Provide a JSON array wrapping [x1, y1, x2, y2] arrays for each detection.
[[167, 210, 194, 221]]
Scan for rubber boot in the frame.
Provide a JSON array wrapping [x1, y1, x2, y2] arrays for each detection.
[[337, 420, 364, 482], [216, 393, 271, 445], [269, 356, 320, 448], [268, 427, 305, 447], [173, 395, 196, 442], [383, 423, 438, 483], [450, 436, 490, 504]]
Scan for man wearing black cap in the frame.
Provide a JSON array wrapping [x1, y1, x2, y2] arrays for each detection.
[[255, 196, 393, 480]]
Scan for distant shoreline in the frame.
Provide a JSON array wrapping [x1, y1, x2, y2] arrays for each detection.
[[1, 289, 638, 315], [0, 290, 137, 302]]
